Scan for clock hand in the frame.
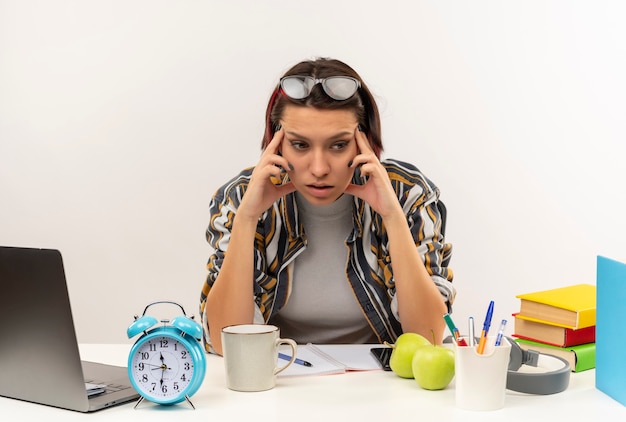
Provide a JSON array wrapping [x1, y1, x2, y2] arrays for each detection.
[[141, 362, 167, 370], [160, 351, 173, 371], [157, 356, 165, 384], [141, 361, 171, 371]]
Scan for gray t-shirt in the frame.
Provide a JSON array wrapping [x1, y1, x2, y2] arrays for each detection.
[[269, 192, 377, 344]]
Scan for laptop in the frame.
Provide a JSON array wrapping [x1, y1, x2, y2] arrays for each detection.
[[0, 246, 140, 412]]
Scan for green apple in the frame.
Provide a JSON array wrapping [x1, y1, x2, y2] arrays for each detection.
[[388, 333, 431, 378], [411, 343, 455, 390]]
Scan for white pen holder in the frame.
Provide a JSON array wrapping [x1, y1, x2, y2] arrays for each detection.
[[454, 337, 511, 411]]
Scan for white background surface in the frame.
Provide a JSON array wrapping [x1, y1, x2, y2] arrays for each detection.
[[1, 1, 625, 343]]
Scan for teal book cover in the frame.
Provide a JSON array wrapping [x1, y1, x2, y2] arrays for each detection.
[[596, 256, 626, 406]]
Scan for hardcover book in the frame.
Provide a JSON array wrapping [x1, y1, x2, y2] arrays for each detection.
[[512, 313, 595, 347], [514, 338, 595, 372], [596, 256, 626, 406], [515, 283, 596, 329]]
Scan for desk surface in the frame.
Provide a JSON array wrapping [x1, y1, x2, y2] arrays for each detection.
[[2, 344, 624, 421]]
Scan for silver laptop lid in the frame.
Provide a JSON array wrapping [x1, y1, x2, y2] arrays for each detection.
[[0, 247, 101, 412]]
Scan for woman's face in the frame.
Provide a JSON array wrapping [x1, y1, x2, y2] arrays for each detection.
[[279, 105, 359, 205]]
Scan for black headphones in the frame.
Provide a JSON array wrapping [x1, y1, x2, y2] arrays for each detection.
[[505, 336, 570, 395], [444, 336, 570, 395]]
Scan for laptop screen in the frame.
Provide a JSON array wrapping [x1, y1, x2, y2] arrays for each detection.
[[0, 247, 137, 412]]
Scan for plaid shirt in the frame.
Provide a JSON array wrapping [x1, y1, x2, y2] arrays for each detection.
[[200, 159, 455, 351]]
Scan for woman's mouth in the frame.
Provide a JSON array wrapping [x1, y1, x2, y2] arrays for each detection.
[[306, 184, 333, 197]]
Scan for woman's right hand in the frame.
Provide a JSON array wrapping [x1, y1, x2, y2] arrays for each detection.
[[236, 127, 296, 221]]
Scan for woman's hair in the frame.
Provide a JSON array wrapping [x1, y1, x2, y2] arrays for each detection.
[[262, 58, 383, 158]]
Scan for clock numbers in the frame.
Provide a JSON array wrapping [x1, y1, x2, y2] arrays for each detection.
[[131, 336, 195, 399]]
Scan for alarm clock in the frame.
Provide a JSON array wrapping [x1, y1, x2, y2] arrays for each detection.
[[127, 301, 206, 408]]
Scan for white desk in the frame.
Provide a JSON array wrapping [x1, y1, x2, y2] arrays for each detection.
[[2, 344, 624, 421]]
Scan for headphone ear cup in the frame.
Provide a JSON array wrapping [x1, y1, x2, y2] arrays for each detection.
[[507, 336, 524, 371], [505, 336, 571, 395]]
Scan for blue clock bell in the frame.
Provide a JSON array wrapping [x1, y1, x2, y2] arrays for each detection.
[[127, 301, 206, 408]]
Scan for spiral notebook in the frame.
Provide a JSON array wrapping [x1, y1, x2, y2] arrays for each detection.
[[278, 343, 383, 377]]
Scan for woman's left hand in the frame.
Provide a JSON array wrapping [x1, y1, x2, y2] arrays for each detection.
[[344, 128, 403, 219]]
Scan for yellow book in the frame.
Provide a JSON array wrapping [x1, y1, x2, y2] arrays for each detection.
[[515, 284, 596, 329]]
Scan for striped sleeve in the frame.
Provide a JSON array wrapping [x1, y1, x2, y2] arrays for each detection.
[[384, 160, 456, 309], [198, 168, 286, 352], [199, 169, 253, 352]]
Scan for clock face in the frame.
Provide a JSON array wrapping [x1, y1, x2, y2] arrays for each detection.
[[129, 335, 196, 402]]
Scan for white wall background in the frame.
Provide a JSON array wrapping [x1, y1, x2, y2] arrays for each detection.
[[1, 0, 625, 344]]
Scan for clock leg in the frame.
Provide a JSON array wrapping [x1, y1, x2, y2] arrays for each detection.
[[133, 396, 146, 410], [184, 395, 196, 410]]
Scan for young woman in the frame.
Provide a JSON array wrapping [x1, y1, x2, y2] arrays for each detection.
[[200, 58, 455, 355]]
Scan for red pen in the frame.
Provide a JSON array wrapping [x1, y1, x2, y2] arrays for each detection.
[[443, 313, 469, 346]]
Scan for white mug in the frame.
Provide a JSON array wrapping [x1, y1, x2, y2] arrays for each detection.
[[221, 324, 297, 392]]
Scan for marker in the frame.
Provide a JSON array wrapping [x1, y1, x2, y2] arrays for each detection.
[[494, 319, 507, 346], [443, 313, 468, 346], [477, 300, 494, 354], [468, 316, 476, 347], [278, 352, 312, 367]]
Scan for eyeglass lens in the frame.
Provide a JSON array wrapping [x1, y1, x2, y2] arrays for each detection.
[[281, 77, 314, 99], [323, 78, 358, 100]]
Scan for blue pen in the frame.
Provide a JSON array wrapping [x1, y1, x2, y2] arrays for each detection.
[[477, 300, 494, 354], [494, 319, 507, 346], [278, 352, 313, 367]]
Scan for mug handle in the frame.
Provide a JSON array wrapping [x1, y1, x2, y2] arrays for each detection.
[[274, 338, 297, 375]]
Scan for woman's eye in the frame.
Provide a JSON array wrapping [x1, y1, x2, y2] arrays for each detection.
[[290, 141, 308, 150], [331, 141, 349, 151]]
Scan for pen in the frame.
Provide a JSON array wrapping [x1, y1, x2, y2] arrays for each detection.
[[468, 316, 476, 347], [494, 319, 507, 346], [278, 352, 312, 367], [443, 313, 468, 346], [477, 300, 494, 354]]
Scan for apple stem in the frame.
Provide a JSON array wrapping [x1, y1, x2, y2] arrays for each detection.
[[430, 329, 436, 345], [383, 341, 395, 349]]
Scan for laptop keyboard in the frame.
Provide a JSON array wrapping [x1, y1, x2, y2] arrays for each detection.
[[85, 379, 132, 394]]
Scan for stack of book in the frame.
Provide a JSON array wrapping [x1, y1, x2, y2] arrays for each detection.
[[512, 283, 596, 372]]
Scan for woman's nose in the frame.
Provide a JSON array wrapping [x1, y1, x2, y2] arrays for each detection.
[[309, 151, 331, 177]]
